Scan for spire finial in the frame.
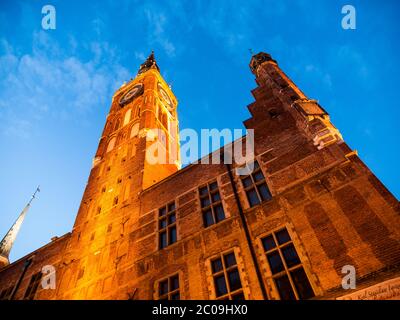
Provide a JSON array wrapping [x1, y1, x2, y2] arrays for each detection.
[[137, 50, 160, 75], [0, 186, 40, 268]]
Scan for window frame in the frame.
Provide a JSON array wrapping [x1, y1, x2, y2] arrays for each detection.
[[23, 272, 42, 300], [240, 160, 272, 207], [0, 285, 14, 300], [158, 201, 178, 249], [156, 273, 180, 300], [260, 227, 315, 300], [199, 180, 226, 228], [210, 251, 245, 300]]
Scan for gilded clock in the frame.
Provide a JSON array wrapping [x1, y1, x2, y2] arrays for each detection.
[[119, 83, 144, 106], [157, 82, 173, 110]]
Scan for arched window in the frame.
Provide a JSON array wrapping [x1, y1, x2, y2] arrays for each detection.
[[117, 131, 125, 145], [106, 137, 116, 153], [123, 109, 131, 126], [130, 123, 139, 138], [114, 118, 121, 131], [161, 111, 168, 130], [135, 105, 141, 118]]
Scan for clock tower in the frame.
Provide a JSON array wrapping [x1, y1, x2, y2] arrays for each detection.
[[58, 52, 181, 299]]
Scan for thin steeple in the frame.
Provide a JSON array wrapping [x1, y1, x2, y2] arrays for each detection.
[[137, 50, 160, 75], [0, 186, 40, 268]]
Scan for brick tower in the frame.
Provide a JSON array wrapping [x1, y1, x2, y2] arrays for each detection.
[[0, 52, 399, 300], [54, 52, 181, 299]]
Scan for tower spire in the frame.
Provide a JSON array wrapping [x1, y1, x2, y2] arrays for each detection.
[[0, 186, 40, 268], [137, 50, 160, 75]]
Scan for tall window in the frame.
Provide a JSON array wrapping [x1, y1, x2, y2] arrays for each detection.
[[23, 272, 42, 300], [159, 202, 177, 249], [106, 137, 116, 153], [0, 286, 14, 300], [199, 181, 225, 228], [114, 118, 121, 131], [211, 251, 244, 300], [161, 112, 168, 130], [130, 123, 139, 138], [240, 161, 272, 207], [123, 109, 131, 126], [261, 228, 314, 300], [158, 274, 180, 300]]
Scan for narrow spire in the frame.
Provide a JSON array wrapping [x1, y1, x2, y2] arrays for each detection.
[[137, 50, 160, 75], [0, 186, 40, 268]]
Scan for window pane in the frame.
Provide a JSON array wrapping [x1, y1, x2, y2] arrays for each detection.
[[159, 218, 167, 229], [170, 292, 180, 300], [209, 182, 218, 191], [214, 275, 228, 297], [246, 189, 260, 207], [276, 229, 291, 245], [227, 269, 242, 291], [290, 267, 314, 300], [274, 275, 296, 300], [231, 292, 245, 300], [159, 280, 168, 296], [253, 170, 265, 182], [168, 202, 176, 212], [169, 226, 177, 244], [159, 207, 167, 216], [203, 210, 214, 227], [267, 251, 285, 274], [214, 204, 225, 222], [211, 258, 223, 273], [159, 232, 167, 249], [201, 197, 211, 208], [224, 252, 236, 268], [199, 187, 208, 196], [168, 213, 176, 224], [211, 192, 221, 203], [258, 184, 272, 201], [281, 244, 301, 268], [241, 176, 253, 188], [170, 275, 179, 291], [253, 161, 260, 169], [262, 235, 276, 252]]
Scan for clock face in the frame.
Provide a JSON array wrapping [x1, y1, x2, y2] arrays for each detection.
[[157, 82, 173, 110], [119, 83, 144, 106]]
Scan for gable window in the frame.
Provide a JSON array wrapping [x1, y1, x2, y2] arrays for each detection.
[[157, 274, 180, 300], [211, 251, 244, 300], [240, 161, 271, 207], [199, 181, 225, 228], [23, 272, 42, 300], [261, 228, 314, 300], [159, 202, 177, 249]]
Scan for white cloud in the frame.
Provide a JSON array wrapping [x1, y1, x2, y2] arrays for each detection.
[[144, 9, 176, 57], [0, 31, 130, 138]]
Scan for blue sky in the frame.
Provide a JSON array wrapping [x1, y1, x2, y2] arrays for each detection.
[[0, 0, 399, 262]]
